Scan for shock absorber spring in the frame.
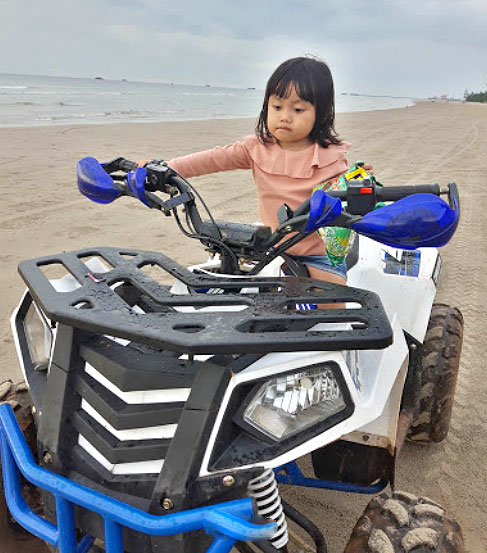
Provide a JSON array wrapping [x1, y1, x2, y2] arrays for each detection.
[[248, 469, 288, 549]]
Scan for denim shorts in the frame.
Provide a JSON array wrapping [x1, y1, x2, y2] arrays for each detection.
[[288, 254, 347, 279]]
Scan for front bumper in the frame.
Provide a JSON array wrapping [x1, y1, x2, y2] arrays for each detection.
[[0, 404, 275, 553]]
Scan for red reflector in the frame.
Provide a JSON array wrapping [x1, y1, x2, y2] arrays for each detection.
[[86, 273, 105, 283], [360, 187, 373, 194]]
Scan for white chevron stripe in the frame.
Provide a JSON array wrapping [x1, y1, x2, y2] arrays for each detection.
[[84, 362, 191, 404], [81, 399, 178, 440], [78, 434, 163, 475]]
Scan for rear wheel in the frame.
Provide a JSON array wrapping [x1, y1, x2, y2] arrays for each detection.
[[344, 491, 465, 553], [407, 303, 463, 444]]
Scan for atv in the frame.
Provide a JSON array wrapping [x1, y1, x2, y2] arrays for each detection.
[[0, 157, 464, 553]]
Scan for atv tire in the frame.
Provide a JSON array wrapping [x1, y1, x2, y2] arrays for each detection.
[[344, 491, 465, 553], [407, 303, 463, 444]]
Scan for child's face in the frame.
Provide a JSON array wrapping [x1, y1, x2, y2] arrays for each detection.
[[267, 85, 316, 150]]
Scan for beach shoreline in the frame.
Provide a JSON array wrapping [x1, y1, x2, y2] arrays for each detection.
[[0, 101, 486, 552], [0, 72, 416, 128], [0, 102, 421, 131]]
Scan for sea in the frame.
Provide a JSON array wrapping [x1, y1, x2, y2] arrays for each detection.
[[0, 73, 416, 128]]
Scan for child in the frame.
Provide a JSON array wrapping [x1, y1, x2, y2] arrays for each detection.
[[140, 56, 365, 285]]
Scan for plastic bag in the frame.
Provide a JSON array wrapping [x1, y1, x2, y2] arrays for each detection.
[[313, 162, 377, 266]]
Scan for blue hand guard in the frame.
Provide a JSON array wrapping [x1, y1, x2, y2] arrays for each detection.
[[77, 157, 121, 204], [127, 167, 150, 207], [352, 193, 459, 249], [304, 189, 342, 234]]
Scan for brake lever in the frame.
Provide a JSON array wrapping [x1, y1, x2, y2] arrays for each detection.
[[102, 157, 127, 174], [275, 214, 309, 234], [113, 179, 169, 212], [277, 203, 295, 225], [144, 191, 173, 213]]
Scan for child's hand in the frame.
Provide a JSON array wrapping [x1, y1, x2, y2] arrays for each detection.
[[137, 159, 151, 167], [363, 163, 374, 175]]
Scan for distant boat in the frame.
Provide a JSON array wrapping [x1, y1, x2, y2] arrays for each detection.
[[205, 84, 211, 87], [121, 78, 128, 82], [94, 76, 104, 80], [247, 87, 256, 90]]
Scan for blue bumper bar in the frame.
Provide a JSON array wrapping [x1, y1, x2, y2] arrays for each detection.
[[0, 404, 276, 553], [275, 460, 388, 494]]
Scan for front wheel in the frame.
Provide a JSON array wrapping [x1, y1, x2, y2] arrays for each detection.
[[344, 491, 465, 553]]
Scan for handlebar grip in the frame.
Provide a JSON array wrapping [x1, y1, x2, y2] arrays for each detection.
[[378, 184, 440, 201], [119, 158, 138, 172], [289, 184, 441, 219]]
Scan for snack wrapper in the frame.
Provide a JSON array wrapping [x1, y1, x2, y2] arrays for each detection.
[[313, 163, 375, 265]]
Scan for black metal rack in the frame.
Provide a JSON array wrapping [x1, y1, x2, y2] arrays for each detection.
[[19, 247, 392, 354]]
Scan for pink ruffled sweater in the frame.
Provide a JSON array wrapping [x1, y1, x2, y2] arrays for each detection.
[[168, 135, 350, 256]]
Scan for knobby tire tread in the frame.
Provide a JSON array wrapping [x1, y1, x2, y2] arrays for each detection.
[[344, 491, 465, 553], [407, 303, 463, 444]]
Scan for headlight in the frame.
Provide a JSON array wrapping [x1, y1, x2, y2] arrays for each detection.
[[23, 301, 52, 371], [243, 365, 346, 441]]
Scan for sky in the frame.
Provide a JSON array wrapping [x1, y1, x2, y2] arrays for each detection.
[[1, 0, 486, 99]]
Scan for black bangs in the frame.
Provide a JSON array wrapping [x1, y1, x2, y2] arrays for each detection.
[[271, 65, 317, 105], [256, 56, 341, 148]]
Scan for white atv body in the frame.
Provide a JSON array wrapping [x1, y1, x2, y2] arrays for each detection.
[[11, 236, 439, 479]]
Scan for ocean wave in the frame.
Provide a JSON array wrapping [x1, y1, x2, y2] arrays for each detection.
[[0, 85, 28, 89], [1, 89, 125, 96], [0, 90, 59, 95], [181, 92, 235, 97], [103, 109, 147, 116], [34, 109, 149, 122], [35, 114, 86, 122], [58, 101, 85, 106], [35, 112, 106, 122]]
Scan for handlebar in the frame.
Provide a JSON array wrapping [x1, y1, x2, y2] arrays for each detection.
[[78, 155, 460, 274], [329, 183, 441, 201], [294, 183, 443, 218], [97, 155, 459, 230], [104, 159, 445, 207], [376, 184, 440, 201]]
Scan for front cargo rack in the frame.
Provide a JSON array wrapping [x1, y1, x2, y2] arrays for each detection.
[[19, 247, 392, 354]]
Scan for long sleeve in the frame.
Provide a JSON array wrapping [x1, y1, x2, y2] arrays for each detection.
[[168, 141, 252, 178], [167, 135, 351, 257]]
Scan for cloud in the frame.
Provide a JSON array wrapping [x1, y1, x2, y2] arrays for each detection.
[[0, 0, 486, 97]]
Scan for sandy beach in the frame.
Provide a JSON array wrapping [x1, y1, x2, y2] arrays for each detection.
[[0, 101, 486, 552]]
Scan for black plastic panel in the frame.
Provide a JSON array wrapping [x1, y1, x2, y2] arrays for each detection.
[[19, 247, 393, 354], [73, 410, 170, 464], [78, 336, 199, 392], [75, 372, 185, 430]]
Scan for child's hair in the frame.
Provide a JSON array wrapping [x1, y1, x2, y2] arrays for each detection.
[[256, 56, 341, 148]]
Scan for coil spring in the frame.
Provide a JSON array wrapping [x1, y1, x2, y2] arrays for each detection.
[[247, 469, 288, 549]]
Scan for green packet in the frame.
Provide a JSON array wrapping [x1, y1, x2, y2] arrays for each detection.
[[313, 162, 381, 266], [317, 226, 354, 266]]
